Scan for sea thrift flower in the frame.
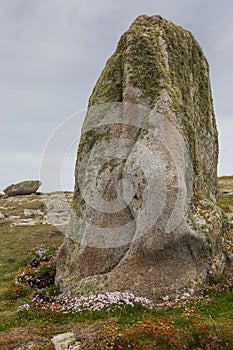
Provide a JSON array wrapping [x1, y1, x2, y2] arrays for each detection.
[[32, 291, 154, 314], [18, 303, 30, 311]]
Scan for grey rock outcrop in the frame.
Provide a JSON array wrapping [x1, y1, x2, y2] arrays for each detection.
[[4, 180, 42, 196], [0, 191, 73, 227], [56, 15, 228, 300]]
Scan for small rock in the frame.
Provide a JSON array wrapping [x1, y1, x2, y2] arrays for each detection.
[[3, 180, 42, 196], [188, 288, 195, 295], [51, 332, 81, 350], [23, 209, 44, 217], [0, 212, 5, 219], [180, 292, 190, 300], [24, 209, 35, 217]]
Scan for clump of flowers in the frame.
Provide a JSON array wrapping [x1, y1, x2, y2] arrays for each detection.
[[17, 302, 31, 319], [25, 246, 57, 267], [16, 247, 154, 320], [32, 291, 154, 314], [18, 303, 30, 311], [15, 246, 57, 289]]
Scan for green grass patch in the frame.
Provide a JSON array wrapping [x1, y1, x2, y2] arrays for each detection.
[[218, 194, 233, 207], [218, 176, 233, 180], [0, 190, 233, 348]]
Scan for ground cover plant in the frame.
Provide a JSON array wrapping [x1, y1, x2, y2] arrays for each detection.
[[0, 181, 233, 349]]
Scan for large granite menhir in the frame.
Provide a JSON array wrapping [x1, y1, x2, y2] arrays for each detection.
[[56, 15, 227, 299]]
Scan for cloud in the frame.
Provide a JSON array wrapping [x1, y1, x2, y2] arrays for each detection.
[[0, 0, 232, 191], [0, 152, 41, 191], [218, 117, 233, 176]]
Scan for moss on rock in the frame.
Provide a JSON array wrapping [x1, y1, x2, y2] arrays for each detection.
[[56, 15, 228, 300], [87, 14, 218, 199]]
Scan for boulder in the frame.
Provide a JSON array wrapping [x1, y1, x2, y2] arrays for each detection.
[[56, 15, 228, 300], [4, 180, 42, 196]]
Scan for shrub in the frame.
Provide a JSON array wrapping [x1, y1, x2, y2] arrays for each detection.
[[15, 246, 57, 290]]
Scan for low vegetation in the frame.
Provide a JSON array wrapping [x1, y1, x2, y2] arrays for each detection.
[[0, 179, 232, 349]]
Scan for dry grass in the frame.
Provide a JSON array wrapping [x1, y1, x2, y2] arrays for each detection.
[[0, 184, 233, 349]]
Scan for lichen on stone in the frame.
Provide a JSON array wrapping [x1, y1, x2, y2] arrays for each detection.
[[56, 15, 228, 300]]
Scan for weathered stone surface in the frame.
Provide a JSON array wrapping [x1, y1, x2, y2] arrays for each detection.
[[51, 332, 81, 350], [0, 191, 73, 227], [4, 180, 42, 196], [56, 15, 228, 299]]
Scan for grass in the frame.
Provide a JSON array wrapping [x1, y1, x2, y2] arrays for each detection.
[[218, 177, 233, 209], [218, 176, 233, 180], [0, 183, 233, 349], [219, 194, 233, 208]]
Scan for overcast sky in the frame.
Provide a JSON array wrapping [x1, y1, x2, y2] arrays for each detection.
[[0, 0, 232, 192]]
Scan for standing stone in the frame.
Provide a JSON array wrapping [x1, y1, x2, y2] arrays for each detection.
[[56, 15, 228, 299]]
